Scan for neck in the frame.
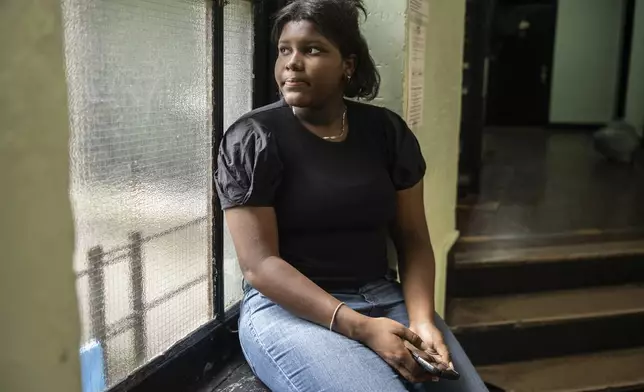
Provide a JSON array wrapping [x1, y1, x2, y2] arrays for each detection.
[[292, 98, 346, 126]]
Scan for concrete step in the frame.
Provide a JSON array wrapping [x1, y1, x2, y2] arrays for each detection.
[[454, 228, 644, 252], [448, 285, 644, 365], [449, 285, 644, 329], [478, 347, 644, 392], [448, 240, 644, 297]]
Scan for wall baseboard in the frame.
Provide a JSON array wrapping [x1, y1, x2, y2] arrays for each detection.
[[443, 230, 461, 254], [437, 230, 460, 316]]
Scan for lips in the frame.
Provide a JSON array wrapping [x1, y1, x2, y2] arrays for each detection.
[[284, 77, 308, 87]]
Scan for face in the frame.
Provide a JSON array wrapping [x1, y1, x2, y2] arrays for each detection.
[[275, 20, 355, 108]]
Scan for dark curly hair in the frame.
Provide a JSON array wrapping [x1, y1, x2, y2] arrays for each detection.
[[272, 0, 381, 101]]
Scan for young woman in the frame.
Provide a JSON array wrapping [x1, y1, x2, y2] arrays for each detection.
[[215, 0, 487, 390]]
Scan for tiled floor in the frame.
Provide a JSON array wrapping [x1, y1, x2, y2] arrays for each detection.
[[458, 128, 644, 238]]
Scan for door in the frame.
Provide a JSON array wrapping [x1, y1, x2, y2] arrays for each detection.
[[459, 0, 494, 197], [486, 0, 557, 126]]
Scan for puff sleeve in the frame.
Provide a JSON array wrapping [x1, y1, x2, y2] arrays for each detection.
[[215, 119, 283, 210], [384, 109, 427, 190]]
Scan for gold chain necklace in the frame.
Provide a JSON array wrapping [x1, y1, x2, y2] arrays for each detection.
[[292, 106, 347, 141]]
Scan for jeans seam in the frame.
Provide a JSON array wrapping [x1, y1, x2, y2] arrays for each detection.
[[361, 294, 377, 317], [245, 300, 304, 392]]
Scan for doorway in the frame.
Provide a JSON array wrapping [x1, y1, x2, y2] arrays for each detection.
[[486, 0, 557, 126]]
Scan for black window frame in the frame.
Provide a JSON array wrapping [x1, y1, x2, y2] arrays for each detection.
[[109, 1, 281, 391]]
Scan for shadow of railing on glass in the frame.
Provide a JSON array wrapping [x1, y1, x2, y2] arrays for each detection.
[[76, 216, 209, 386]]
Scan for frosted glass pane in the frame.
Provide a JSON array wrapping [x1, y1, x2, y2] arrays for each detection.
[[62, 0, 213, 388], [223, 0, 254, 310]]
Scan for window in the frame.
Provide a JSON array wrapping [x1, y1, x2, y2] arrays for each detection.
[[223, 0, 254, 311], [63, 0, 268, 389], [63, 0, 214, 388]]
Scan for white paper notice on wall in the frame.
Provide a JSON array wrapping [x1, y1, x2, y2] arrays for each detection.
[[406, 0, 429, 129], [409, 0, 430, 19]]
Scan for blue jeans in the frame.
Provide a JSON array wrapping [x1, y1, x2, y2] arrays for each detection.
[[238, 278, 488, 392]]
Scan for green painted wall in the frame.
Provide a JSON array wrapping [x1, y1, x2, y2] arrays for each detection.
[[0, 1, 82, 391], [362, 0, 408, 116], [550, 0, 625, 124], [626, 0, 644, 135], [363, 0, 465, 315]]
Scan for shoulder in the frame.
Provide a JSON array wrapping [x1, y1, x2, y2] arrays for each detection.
[[242, 99, 289, 119], [216, 103, 285, 209], [347, 100, 408, 133], [233, 99, 289, 131], [346, 99, 390, 118], [348, 101, 414, 156], [221, 100, 289, 148]]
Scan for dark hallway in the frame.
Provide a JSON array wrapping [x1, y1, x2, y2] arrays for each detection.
[[450, 127, 644, 391], [458, 127, 644, 238], [452, 0, 644, 388]]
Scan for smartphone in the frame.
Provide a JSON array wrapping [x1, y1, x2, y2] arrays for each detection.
[[409, 350, 460, 381]]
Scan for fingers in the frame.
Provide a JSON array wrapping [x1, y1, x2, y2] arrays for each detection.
[[397, 366, 425, 384], [434, 340, 451, 366], [395, 325, 424, 350], [407, 344, 436, 365], [395, 349, 434, 384], [395, 326, 444, 381], [376, 320, 443, 383]]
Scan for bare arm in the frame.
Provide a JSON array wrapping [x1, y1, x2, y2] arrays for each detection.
[[226, 203, 441, 381], [225, 206, 367, 338], [391, 180, 453, 366], [391, 180, 436, 325]]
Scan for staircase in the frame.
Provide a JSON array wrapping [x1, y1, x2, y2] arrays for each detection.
[[446, 234, 644, 392]]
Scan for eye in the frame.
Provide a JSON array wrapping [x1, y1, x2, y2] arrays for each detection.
[[307, 47, 321, 55], [278, 46, 292, 55]]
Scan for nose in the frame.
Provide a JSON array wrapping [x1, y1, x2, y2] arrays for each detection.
[[285, 50, 304, 71]]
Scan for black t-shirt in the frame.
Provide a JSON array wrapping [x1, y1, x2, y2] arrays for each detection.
[[215, 99, 426, 290]]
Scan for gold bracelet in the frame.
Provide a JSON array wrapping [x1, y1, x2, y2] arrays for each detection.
[[329, 302, 345, 331]]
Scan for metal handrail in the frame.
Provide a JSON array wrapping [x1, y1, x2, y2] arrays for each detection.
[[80, 215, 211, 384], [75, 216, 208, 278]]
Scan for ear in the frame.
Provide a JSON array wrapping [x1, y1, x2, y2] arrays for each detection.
[[343, 54, 357, 78]]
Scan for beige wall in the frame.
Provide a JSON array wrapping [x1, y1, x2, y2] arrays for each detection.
[[408, 0, 465, 315], [0, 1, 82, 391], [363, 0, 465, 315]]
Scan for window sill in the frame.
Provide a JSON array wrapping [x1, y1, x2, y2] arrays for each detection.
[[115, 302, 241, 392], [196, 352, 268, 392]]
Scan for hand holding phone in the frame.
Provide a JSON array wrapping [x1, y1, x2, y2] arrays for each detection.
[[409, 350, 460, 380]]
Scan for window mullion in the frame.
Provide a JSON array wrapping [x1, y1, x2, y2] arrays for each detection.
[[212, 0, 226, 321]]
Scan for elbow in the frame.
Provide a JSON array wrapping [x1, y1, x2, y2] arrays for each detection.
[[239, 255, 270, 288], [240, 260, 258, 287]]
